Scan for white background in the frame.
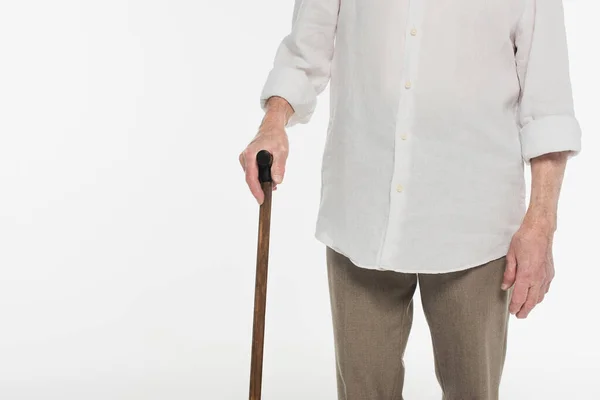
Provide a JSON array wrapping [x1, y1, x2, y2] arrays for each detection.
[[0, 1, 598, 399]]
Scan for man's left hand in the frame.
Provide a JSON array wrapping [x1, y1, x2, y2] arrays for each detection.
[[501, 220, 555, 319]]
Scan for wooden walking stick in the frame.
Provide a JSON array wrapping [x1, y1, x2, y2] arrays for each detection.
[[249, 149, 274, 400]]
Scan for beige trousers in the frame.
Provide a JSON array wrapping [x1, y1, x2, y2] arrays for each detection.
[[326, 246, 511, 400]]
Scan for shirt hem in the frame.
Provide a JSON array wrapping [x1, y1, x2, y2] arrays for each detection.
[[315, 231, 508, 274]]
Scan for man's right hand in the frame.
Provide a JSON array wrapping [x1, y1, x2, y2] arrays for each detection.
[[239, 96, 294, 205]]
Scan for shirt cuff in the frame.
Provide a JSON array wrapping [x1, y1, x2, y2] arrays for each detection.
[[259, 66, 317, 127], [519, 114, 582, 162]]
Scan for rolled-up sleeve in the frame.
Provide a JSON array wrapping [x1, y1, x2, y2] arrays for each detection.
[[259, 0, 340, 127], [515, 0, 582, 162]]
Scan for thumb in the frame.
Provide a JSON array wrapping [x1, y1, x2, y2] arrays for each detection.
[[501, 247, 517, 291], [271, 155, 286, 184]]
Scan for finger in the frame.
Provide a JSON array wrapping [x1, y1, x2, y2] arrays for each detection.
[[537, 280, 550, 304], [517, 284, 541, 319], [244, 151, 264, 204], [545, 270, 554, 294], [239, 152, 246, 170], [509, 279, 529, 315], [502, 248, 517, 291], [545, 279, 553, 294], [537, 290, 546, 305], [271, 152, 287, 184]]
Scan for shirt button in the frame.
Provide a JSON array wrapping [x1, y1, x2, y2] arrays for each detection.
[[404, 81, 412, 89], [410, 28, 418, 36], [400, 133, 408, 140], [396, 184, 404, 193]]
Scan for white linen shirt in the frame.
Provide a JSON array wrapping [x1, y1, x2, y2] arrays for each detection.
[[259, 0, 582, 273]]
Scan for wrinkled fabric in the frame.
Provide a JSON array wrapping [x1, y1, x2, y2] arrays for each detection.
[[259, 0, 581, 273]]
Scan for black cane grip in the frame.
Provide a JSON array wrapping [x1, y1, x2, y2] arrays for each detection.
[[256, 150, 273, 183]]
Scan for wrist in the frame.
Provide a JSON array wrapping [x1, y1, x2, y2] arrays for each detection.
[[261, 96, 294, 128], [260, 113, 287, 132], [522, 208, 557, 235]]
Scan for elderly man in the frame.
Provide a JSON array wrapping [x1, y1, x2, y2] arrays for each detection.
[[239, 0, 581, 398]]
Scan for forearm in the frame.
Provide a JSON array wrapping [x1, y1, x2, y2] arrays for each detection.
[[259, 96, 295, 130], [523, 151, 570, 233]]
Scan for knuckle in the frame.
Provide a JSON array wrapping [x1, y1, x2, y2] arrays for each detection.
[[272, 146, 286, 156], [511, 288, 523, 299], [513, 291, 526, 302], [525, 297, 536, 307], [513, 281, 527, 292], [523, 304, 535, 315], [520, 272, 535, 282], [524, 296, 537, 308], [537, 295, 545, 304]]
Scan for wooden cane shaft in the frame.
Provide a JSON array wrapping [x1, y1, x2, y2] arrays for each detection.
[[249, 181, 273, 400]]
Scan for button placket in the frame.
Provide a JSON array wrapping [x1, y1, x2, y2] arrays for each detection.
[[377, 0, 426, 266]]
